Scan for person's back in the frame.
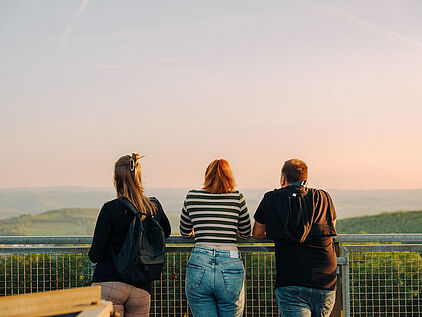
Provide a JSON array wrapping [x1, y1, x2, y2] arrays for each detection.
[[180, 159, 251, 317], [181, 188, 250, 247], [89, 153, 171, 317], [253, 159, 337, 317]]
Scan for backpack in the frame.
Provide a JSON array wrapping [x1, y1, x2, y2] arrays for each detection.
[[112, 197, 166, 284]]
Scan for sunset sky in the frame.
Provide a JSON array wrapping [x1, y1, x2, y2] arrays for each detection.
[[1, 1, 421, 190]]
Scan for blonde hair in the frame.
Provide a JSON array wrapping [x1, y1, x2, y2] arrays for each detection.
[[203, 159, 235, 194], [114, 153, 156, 215]]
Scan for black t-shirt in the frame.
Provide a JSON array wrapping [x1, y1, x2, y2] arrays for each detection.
[[254, 186, 337, 290], [89, 197, 171, 294]]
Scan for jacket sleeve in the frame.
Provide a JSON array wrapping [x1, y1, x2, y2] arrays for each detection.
[[88, 204, 112, 263], [152, 198, 171, 238]]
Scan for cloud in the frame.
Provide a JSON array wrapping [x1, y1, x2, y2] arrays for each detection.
[[55, 0, 89, 60]]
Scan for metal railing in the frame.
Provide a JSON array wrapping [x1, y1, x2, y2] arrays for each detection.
[[342, 244, 422, 317], [1, 234, 422, 316]]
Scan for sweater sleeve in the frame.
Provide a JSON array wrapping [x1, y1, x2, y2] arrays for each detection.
[[237, 192, 251, 238], [88, 204, 112, 263], [179, 198, 193, 237]]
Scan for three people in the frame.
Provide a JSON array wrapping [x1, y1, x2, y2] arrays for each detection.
[[90, 155, 337, 317], [179, 159, 251, 317], [89, 153, 171, 317], [253, 159, 337, 317]]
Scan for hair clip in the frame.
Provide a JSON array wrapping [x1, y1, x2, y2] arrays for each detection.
[[129, 155, 145, 172]]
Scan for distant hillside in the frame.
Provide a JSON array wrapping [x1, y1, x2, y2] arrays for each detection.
[[1, 206, 421, 236], [336, 210, 422, 234], [0, 207, 183, 236], [0, 187, 115, 219], [0, 208, 99, 235]]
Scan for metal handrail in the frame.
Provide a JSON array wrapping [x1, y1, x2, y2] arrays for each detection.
[[1, 233, 422, 245]]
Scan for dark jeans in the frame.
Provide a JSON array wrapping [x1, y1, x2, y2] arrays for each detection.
[[275, 286, 335, 317]]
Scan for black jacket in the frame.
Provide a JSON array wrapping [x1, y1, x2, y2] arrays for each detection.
[[259, 186, 336, 242], [89, 197, 171, 293], [254, 186, 338, 290]]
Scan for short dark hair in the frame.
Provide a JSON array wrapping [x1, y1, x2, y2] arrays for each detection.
[[281, 159, 308, 183]]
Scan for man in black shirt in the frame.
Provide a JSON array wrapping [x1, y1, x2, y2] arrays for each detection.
[[253, 159, 337, 317]]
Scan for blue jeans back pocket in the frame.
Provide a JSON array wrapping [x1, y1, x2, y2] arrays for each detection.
[[221, 267, 245, 297], [186, 263, 206, 291]]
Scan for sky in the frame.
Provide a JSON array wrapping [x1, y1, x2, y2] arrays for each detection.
[[1, 0, 422, 190]]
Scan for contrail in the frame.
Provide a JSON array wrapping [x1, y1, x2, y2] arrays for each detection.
[[307, 1, 422, 50], [56, 0, 89, 59], [330, 8, 422, 50]]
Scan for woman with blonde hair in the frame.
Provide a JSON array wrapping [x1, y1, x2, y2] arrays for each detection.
[[180, 159, 251, 317], [89, 153, 171, 317]]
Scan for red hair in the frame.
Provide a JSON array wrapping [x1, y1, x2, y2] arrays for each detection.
[[203, 159, 235, 194]]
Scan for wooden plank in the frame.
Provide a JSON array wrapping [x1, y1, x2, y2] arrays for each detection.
[[0, 286, 102, 317], [77, 301, 114, 317]]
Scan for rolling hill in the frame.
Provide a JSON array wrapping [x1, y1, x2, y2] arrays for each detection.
[[0, 208, 99, 235], [0, 207, 421, 236], [0, 207, 183, 236], [336, 210, 422, 234]]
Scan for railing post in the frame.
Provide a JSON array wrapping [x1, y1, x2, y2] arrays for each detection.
[[342, 246, 350, 317]]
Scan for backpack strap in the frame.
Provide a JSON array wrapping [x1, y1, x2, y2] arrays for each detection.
[[116, 197, 148, 216]]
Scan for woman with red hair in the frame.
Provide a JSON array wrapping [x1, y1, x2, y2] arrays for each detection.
[[180, 159, 251, 317]]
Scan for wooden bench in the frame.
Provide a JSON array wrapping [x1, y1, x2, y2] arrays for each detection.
[[0, 286, 115, 317]]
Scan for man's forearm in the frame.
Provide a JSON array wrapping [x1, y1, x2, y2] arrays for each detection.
[[252, 221, 266, 239]]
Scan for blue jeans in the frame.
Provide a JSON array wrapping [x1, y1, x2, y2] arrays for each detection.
[[185, 246, 245, 317], [275, 286, 336, 317]]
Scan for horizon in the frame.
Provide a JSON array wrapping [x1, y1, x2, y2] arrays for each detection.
[[2, 185, 422, 221], [1, 185, 422, 192], [1, 1, 422, 190]]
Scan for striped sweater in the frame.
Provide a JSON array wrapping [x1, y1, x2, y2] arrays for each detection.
[[179, 189, 251, 245]]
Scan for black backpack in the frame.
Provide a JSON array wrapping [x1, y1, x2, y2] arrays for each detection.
[[112, 197, 166, 284]]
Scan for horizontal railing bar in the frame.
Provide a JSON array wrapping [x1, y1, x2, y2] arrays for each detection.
[[1, 234, 422, 246], [343, 243, 422, 252], [333, 233, 422, 243], [0, 236, 93, 245], [0, 245, 276, 254], [0, 247, 90, 254]]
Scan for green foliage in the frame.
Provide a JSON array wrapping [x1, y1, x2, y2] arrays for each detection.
[[349, 251, 422, 316], [0, 253, 92, 296], [0, 208, 99, 235], [337, 210, 422, 234]]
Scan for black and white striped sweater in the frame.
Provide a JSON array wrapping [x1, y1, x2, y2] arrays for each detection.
[[179, 189, 251, 245]]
